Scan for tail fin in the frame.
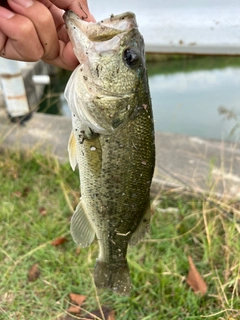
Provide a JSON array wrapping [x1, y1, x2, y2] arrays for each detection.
[[94, 260, 131, 295]]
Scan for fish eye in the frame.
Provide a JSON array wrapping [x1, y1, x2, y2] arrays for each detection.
[[123, 49, 140, 67]]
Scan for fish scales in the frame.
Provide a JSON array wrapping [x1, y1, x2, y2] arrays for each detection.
[[64, 10, 155, 294]]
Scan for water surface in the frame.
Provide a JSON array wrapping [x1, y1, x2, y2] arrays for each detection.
[[148, 56, 240, 141], [38, 56, 240, 142]]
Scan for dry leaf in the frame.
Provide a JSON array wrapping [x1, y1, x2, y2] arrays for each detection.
[[13, 191, 22, 197], [107, 310, 115, 320], [27, 263, 40, 282], [76, 247, 81, 255], [39, 207, 47, 216], [69, 293, 86, 306], [22, 186, 30, 197], [51, 237, 68, 246], [67, 305, 81, 314], [12, 187, 30, 198], [186, 256, 207, 296], [67, 293, 86, 316], [9, 170, 18, 179], [66, 295, 115, 320]]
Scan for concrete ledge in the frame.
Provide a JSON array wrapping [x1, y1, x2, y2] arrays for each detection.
[[153, 132, 240, 198], [0, 110, 70, 163], [0, 110, 240, 198]]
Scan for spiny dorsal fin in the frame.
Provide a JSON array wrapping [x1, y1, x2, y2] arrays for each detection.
[[68, 130, 77, 171], [70, 200, 95, 247]]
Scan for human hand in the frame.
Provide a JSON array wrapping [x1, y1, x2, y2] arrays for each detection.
[[0, 0, 95, 70]]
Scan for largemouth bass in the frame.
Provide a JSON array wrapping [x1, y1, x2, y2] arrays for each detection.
[[64, 10, 155, 294]]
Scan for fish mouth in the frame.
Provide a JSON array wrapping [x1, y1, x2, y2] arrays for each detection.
[[63, 11, 138, 62], [63, 10, 137, 42], [63, 11, 141, 133]]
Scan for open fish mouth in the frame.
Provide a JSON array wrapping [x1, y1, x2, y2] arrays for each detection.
[[63, 10, 137, 42], [63, 11, 139, 65], [64, 10, 145, 134]]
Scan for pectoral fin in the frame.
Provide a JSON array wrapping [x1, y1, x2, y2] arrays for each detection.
[[70, 200, 95, 247], [129, 206, 151, 246], [68, 130, 77, 171]]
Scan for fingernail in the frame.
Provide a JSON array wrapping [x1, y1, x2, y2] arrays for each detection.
[[11, 0, 34, 8], [0, 8, 15, 19]]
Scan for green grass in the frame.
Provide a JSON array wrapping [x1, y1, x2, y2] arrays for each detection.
[[0, 149, 239, 320]]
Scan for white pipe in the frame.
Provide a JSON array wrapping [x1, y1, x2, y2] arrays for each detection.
[[32, 75, 50, 85], [0, 58, 30, 118]]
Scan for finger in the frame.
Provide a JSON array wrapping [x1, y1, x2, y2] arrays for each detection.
[[0, 7, 44, 60], [37, 0, 95, 44], [7, 0, 60, 60], [0, 8, 78, 69], [49, 0, 96, 22], [43, 40, 79, 70], [37, 0, 70, 43]]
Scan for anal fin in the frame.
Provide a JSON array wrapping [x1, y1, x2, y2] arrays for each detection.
[[71, 200, 95, 247]]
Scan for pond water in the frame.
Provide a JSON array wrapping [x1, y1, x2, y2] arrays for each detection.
[[38, 56, 240, 142]]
